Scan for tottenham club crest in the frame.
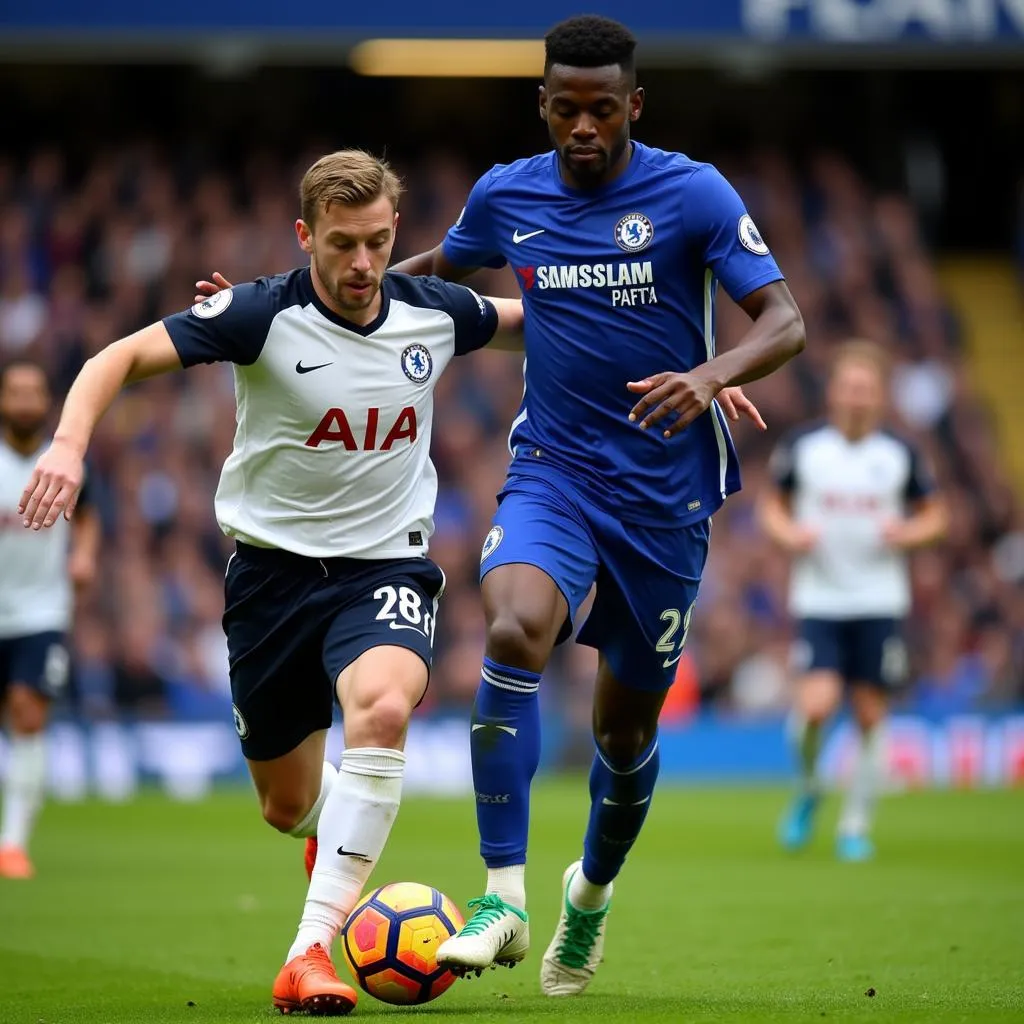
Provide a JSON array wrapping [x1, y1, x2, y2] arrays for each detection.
[[738, 214, 770, 255], [190, 289, 233, 318], [401, 344, 433, 383], [232, 704, 249, 739], [614, 212, 654, 253], [480, 525, 504, 563]]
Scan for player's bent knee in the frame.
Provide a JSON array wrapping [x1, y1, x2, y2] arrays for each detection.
[[347, 692, 412, 749], [486, 613, 554, 669], [6, 686, 49, 734], [261, 793, 314, 834], [594, 725, 650, 767]]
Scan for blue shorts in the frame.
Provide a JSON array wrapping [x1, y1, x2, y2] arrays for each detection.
[[223, 543, 446, 761], [793, 617, 908, 689], [479, 472, 711, 690], [0, 631, 70, 701]]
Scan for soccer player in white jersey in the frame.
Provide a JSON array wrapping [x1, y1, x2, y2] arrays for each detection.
[[759, 340, 947, 862], [20, 149, 523, 1015], [0, 359, 98, 879]]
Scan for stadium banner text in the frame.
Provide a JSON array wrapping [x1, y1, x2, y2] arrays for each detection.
[[0, 714, 1020, 802]]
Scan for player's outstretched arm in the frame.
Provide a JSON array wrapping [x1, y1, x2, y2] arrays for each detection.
[[19, 323, 183, 530], [390, 245, 479, 282], [483, 297, 525, 351]]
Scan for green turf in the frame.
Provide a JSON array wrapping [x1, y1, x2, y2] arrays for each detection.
[[1, 781, 1021, 1023]]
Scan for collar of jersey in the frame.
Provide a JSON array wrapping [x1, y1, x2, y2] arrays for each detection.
[[300, 267, 391, 337], [550, 140, 644, 199]]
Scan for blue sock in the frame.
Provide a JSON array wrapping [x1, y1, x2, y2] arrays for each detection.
[[472, 657, 542, 868], [582, 735, 660, 886]]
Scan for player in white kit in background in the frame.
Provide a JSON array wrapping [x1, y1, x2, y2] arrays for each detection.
[[759, 340, 947, 861], [19, 149, 523, 1014], [0, 359, 99, 879]]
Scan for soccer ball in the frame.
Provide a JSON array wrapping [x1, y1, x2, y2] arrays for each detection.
[[340, 881, 464, 1005]]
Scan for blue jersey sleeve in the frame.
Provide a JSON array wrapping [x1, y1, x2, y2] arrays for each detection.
[[163, 281, 277, 367], [442, 170, 507, 271], [689, 165, 785, 303]]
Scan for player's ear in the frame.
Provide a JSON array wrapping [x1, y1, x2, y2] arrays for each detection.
[[630, 87, 644, 123], [538, 84, 548, 123], [295, 219, 314, 254]]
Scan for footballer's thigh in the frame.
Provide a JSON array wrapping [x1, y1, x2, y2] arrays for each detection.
[[479, 474, 600, 672], [223, 544, 338, 830], [323, 556, 446, 750], [578, 515, 711, 693], [1, 631, 70, 733], [792, 619, 846, 722]]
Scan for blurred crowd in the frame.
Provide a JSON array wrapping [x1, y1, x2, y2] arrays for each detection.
[[1, 141, 1022, 735]]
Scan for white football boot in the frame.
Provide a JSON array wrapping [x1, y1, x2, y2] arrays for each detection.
[[540, 861, 611, 996], [436, 894, 530, 976]]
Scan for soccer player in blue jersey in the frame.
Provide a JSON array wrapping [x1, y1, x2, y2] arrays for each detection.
[[391, 14, 806, 994]]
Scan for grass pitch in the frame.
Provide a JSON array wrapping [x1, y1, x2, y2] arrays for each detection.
[[1, 780, 1021, 1023]]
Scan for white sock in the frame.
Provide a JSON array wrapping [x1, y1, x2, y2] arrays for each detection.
[[789, 713, 823, 795], [486, 865, 526, 911], [287, 747, 405, 962], [568, 865, 612, 911], [839, 722, 887, 838], [288, 762, 338, 839], [1, 733, 47, 851]]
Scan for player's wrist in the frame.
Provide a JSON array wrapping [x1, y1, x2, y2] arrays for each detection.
[[51, 432, 89, 458]]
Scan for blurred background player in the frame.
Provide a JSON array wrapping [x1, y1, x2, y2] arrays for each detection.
[[392, 14, 804, 993], [759, 340, 948, 861], [0, 358, 98, 879], [19, 149, 521, 1013]]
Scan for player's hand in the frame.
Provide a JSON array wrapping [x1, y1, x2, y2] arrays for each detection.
[[881, 519, 913, 550], [785, 524, 820, 554], [717, 386, 767, 431], [193, 272, 233, 304], [627, 372, 718, 437], [18, 440, 85, 530]]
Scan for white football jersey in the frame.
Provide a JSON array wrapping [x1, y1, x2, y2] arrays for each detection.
[[163, 269, 498, 559], [769, 422, 935, 619], [0, 438, 77, 637]]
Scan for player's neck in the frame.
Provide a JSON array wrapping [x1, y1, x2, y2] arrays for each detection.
[[1, 427, 44, 457], [834, 420, 876, 444]]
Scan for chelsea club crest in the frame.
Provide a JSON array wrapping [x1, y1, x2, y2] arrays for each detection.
[[401, 344, 433, 383], [614, 212, 654, 253], [480, 525, 504, 563]]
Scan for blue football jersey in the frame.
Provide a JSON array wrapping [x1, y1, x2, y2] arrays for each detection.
[[444, 142, 785, 525]]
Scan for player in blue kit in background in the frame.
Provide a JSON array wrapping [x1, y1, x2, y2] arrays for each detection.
[[392, 14, 806, 995]]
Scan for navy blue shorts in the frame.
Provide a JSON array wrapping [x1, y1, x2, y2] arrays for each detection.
[[479, 471, 711, 690], [0, 631, 70, 701], [793, 617, 908, 689], [223, 543, 446, 761]]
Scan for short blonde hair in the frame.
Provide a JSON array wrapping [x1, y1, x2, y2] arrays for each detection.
[[830, 338, 891, 381], [300, 149, 403, 226]]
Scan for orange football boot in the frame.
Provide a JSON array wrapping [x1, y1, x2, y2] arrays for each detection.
[[0, 844, 34, 879], [304, 837, 317, 880], [272, 942, 357, 1016]]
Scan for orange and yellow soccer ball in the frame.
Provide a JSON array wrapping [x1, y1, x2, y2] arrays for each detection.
[[340, 882, 465, 1005]]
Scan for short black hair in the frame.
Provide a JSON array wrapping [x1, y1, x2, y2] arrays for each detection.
[[0, 357, 50, 391], [544, 15, 637, 81]]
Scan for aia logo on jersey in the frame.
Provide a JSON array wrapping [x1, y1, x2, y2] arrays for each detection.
[[305, 407, 417, 450], [614, 213, 654, 253], [401, 344, 433, 383], [515, 266, 536, 291]]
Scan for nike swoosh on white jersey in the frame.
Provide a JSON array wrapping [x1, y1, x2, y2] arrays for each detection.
[[512, 228, 545, 244], [471, 723, 519, 737]]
